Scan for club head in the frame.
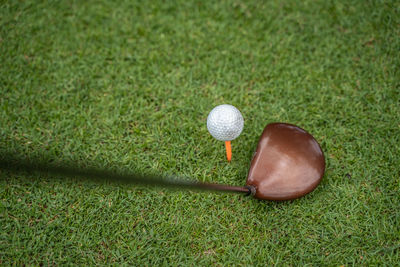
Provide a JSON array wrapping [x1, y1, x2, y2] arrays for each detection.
[[246, 123, 325, 201]]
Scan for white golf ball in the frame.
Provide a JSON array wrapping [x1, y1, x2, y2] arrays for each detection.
[[207, 104, 244, 141]]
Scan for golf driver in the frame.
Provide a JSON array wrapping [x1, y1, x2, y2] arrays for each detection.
[[0, 123, 325, 201]]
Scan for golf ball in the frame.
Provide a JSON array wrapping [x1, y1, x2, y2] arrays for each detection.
[[207, 104, 244, 141]]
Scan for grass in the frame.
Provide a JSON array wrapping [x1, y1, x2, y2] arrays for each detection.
[[1, 0, 399, 265]]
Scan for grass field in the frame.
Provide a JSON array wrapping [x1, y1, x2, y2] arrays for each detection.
[[1, 0, 399, 265]]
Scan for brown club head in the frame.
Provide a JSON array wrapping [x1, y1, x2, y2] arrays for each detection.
[[246, 123, 325, 201]]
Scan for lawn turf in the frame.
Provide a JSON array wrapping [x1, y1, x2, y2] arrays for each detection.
[[1, 0, 399, 265]]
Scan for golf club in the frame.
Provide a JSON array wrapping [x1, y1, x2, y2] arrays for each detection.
[[0, 123, 325, 201]]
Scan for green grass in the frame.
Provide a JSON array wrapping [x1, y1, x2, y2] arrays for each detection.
[[1, 0, 399, 265]]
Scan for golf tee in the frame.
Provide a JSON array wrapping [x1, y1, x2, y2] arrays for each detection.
[[225, 141, 232, 161]]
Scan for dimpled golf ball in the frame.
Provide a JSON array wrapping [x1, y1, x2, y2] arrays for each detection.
[[207, 104, 244, 141]]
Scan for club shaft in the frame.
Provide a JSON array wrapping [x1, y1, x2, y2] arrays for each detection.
[[0, 155, 251, 195]]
